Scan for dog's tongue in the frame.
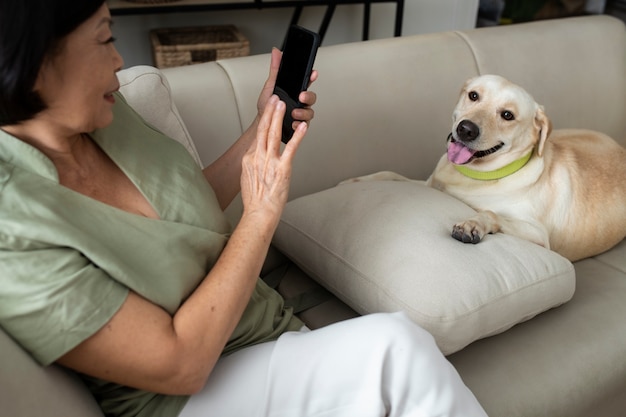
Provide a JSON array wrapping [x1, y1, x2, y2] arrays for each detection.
[[447, 141, 475, 165]]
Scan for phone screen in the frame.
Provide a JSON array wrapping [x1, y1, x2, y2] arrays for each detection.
[[274, 26, 320, 142], [276, 26, 319, 102]]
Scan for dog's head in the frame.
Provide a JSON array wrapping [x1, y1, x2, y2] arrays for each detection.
[[447, 75, 551, 171]]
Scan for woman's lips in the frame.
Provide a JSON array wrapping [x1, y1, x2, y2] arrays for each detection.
[[104, 87, 119, 104]]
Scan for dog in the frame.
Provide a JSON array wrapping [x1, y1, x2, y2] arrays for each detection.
[[345, 74, 626, 261]]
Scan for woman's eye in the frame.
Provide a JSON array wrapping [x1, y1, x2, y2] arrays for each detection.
[[501, 110, 515, 121], [104, 36, 116, 44], [468, 91, 479, 101]]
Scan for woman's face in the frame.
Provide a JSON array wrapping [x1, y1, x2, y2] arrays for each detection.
[[35, 4, 123, 134]]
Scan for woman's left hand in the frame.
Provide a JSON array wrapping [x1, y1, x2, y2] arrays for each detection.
[[257, 48, 318, 130]]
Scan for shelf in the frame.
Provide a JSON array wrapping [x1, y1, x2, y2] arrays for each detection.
[[108, 0, 404, 41], [108, 0, 263, 14]]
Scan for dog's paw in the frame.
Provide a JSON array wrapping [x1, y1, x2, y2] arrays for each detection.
[[451, 221, 486, 244]]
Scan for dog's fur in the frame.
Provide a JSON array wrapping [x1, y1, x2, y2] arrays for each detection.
[[347, 75, 626, 261]]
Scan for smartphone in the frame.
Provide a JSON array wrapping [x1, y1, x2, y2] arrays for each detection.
[[273, 25, 320, 143]]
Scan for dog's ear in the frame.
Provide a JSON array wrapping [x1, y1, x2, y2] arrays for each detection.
[[534, 106, 552, 157]]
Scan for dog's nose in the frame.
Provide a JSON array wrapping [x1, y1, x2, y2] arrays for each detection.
[[456, 120, 480, 143]]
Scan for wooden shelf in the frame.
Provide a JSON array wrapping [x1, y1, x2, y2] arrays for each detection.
[[108, 0, 261, 14], [108, 0, 405, 42]]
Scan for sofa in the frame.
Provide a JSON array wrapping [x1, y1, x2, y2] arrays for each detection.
[[1, 14, 625, 417]]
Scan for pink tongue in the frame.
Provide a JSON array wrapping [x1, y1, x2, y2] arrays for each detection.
[[447, 141, 475, 165]]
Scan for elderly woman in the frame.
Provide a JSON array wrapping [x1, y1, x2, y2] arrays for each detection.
[[0, 1, 487, 416]]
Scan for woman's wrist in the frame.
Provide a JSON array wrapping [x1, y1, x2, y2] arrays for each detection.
[[239, 207, 282, 237]]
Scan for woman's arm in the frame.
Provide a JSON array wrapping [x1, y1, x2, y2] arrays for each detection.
[[57, 97, 308, 395], [203, 48, 318, 210]]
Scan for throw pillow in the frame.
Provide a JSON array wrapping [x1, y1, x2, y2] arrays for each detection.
[[273, 180, 576, 354], [117, 65, 202, 166]]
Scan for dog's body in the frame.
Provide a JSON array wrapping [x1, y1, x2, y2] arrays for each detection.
[[349, 75, 626, 261]]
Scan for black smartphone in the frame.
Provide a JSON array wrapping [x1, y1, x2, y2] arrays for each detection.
[[273, 25, 320, 143]]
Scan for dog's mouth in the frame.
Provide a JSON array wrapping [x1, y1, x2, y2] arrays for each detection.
[[446, 133, 505, 165]]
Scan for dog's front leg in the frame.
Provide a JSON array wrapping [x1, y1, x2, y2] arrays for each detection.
[[452, 211, 551, 249]]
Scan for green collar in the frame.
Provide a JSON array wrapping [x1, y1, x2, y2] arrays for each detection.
[[454, 149, 534, 181]]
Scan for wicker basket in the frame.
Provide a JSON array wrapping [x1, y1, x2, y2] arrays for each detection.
[[150, 25, 250, 69]]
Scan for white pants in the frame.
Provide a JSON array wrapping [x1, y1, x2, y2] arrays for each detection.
[[179, 312, 487, 417]]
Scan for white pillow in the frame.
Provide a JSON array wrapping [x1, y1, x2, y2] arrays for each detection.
[[117, 65, 202, 166], [273, 180, 576, 355]]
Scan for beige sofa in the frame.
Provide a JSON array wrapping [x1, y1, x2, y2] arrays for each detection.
[[2, 14, 625, 417]]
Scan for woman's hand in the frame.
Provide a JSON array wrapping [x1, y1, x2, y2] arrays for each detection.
[[240, 94, 307, 225], [203, 49, 317, 211], [257, 48, 318, 132]]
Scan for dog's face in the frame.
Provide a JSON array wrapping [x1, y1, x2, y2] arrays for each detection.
[[448, 75, 551, 170]]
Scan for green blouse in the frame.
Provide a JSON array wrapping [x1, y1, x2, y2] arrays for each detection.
[[0, 94, 302, 417]]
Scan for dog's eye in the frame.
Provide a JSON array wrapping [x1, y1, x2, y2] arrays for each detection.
[[468, 91, 479, 101], [501, 111, 515, 121]]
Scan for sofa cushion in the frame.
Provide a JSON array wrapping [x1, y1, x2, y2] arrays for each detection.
[[117, 65, 202, 166], [273, 180, 576, 354]]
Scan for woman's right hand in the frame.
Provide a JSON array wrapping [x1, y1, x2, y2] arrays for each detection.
[[202, 50, 316, 211], [239, 94, 307, 228]]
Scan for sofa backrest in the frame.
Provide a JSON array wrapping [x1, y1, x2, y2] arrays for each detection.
[[162, 15, 626, 222]]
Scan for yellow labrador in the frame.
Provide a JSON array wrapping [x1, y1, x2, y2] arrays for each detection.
[[348, 75, 626, 261]]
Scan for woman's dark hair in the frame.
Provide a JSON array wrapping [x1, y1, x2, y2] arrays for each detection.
[[0, 0, 106, 125]]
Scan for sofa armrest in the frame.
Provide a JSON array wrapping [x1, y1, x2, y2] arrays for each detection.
[[0, 327, 104, 417]]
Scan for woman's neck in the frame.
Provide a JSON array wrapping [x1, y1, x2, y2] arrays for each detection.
[[2, 119, 86, 165]]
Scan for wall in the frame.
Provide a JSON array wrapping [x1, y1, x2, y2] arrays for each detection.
[[111, 0, 479, 67]]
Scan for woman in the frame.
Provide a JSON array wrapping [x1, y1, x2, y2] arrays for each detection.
[[0, 1, 487, 416]]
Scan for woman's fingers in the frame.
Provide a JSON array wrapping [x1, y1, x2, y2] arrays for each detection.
[[257, 94, 298, 158], [255, 95, 279, 153], [250, 93, 306, 175], [268, 99, 286, 156], [257, 49, 283, 115], [282, 118, 307, 163]]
